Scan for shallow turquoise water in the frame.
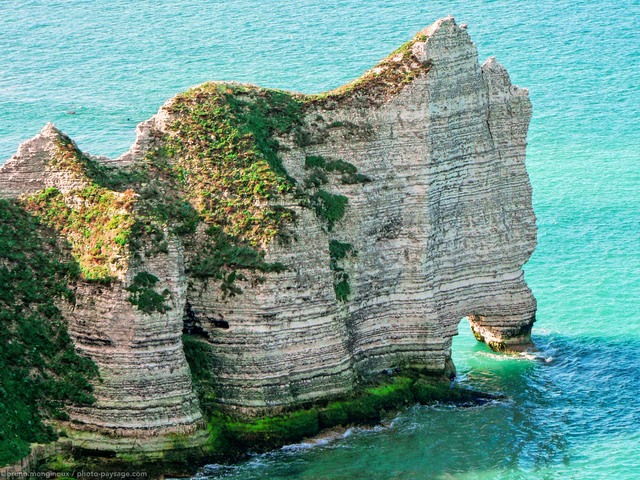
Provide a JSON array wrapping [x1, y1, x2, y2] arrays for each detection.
[[2, 1, 639, 478]]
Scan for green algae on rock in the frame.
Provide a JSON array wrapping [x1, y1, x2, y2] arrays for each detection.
[[189, 368, 495, 461]]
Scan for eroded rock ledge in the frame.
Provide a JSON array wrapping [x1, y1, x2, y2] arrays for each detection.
[[0, 16, 536, 471]]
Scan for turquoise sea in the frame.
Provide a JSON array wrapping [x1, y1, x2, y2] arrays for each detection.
[[2, 1, 639, 478]]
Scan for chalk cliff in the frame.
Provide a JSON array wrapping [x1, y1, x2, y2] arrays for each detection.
[[0, 16, 536, 465]]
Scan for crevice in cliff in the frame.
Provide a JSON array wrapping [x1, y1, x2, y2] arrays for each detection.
[[183, 302, 228, 336], [486, 118, 495, 148]]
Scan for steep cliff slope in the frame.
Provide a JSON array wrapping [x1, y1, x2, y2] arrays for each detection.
[[0, 16, 536, 467]]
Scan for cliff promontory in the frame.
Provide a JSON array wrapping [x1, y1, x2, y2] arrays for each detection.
[[0, 17, 536, 473]]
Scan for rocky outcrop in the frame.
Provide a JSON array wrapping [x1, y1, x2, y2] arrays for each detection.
[[0, 16, 536, 461], [61, 238, 204, 443], [0, 123, 89, 198], [0, 127, 207, 458]]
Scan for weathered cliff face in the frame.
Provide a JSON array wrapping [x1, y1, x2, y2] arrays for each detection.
[[0, 123, 89, 198], [0, 125, 204, 445], [0, 16, 536, 456], [182, 17, 536, 412]]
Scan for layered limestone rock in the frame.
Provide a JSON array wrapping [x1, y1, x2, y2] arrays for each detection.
[[0, 16, 536, 455], [183, 16, 536, 412], [61, 239, 204, 442], [0, 123, 89, 198], [0, 126, 206, 452]]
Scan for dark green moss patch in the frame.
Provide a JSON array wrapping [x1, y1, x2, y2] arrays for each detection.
[[329, 240, 356, 302], [304, 155, 370, 186], [310, 190, 348, 231], [317, 402, 349, 429], [225, 409, 320, 451], [125, 272, 171, 314], [329, 240, 355, 263], [304, 155, 327, 169], [333, 278, 351, 302], [341, 172, 372, 184], [0, 200, 98, 467], [303, 171, 329, 189], [182, 335, 217, 417], [324, 158, 357, 175]]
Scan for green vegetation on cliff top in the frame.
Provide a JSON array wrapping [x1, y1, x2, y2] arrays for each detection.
[[303, 31, 431, 104], [16, 26, 433, 297], [21, 186, 135, 282], [163, 86, 301, 247]]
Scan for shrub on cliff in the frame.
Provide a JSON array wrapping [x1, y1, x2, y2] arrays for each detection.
[[125, 272, 171, 314]]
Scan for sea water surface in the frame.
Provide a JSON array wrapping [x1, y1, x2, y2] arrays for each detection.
[[1, 1, 639, 478]]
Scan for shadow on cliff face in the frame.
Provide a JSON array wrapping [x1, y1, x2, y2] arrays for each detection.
[[192, 332, 640, 480]]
